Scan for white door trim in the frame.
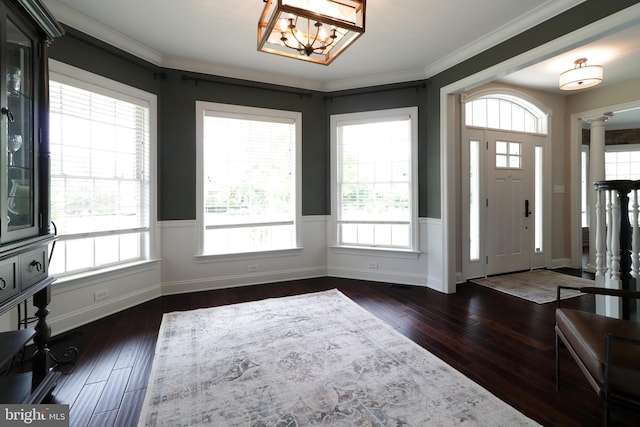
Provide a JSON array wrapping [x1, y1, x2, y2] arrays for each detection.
[[459, 92, 551, 281], [461, 126, 550, 280]]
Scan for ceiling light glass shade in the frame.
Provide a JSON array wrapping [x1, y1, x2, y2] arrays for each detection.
[[559, 58, 603, 90], [258, 0, 365, 65]]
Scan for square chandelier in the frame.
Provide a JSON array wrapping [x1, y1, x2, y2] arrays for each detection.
[[258, 0, 366, 65]]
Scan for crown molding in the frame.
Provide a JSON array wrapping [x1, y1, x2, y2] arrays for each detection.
[[46, 0, 587, 91], [424, 0, 586, 78], [45, 1, 164, 65], [161, 57, 328, 92], [323, 67, 428, 92]]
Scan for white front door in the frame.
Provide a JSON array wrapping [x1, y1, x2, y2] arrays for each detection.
[[461, 94, 550, 281], [462, 127, 547, 280], [486, 132, 532, 275]]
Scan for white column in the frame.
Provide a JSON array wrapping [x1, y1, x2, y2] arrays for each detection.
[[587, 116, 609, 273]]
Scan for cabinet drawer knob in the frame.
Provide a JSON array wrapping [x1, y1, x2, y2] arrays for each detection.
[[0, 278, 6, 290], [29, 260, 43, 272], [1, 107, 15, 123]]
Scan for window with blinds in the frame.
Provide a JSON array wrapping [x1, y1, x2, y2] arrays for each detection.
[[48, 69, 152, 276], [331, 107, 418, 250], [197, 102, 300, 255]]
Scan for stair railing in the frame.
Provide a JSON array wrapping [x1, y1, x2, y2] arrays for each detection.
[[594, 179, 639, 320]]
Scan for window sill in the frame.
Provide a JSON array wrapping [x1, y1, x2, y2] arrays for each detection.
[[329, 246, 420, 259], [52, 259, 161, 289], [195, 247, 304, 263]]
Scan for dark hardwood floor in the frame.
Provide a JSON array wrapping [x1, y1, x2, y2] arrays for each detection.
[[11, 273, 636, 426]]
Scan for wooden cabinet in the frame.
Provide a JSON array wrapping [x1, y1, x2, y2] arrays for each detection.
[[0, 256, 18, 304], [0, 0, 63, 404]]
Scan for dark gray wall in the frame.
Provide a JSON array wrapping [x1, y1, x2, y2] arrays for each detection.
[[48, 0, 640, 221], [50, 28, 328, 219], [157, 70, 327, 219], [324, 83, 429, 216]]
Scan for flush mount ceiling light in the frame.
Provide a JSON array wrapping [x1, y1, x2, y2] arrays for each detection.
[[559, 58, 603, 90], [258, 0, 365, 65]]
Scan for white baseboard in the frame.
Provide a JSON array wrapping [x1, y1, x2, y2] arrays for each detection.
[[50, 284, 161, 335], [328, 266, 429, 288], [550, 258, 572, 269], [161, 267, 328, 295]]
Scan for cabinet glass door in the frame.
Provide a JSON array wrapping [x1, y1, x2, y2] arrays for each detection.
[[4, 17, 34, 238]]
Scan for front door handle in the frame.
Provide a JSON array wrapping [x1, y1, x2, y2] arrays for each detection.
[[525, 199, 532, 217]]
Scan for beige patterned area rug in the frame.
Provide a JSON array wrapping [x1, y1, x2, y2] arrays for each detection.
[[138, 290, 538, 426], [470, 269, 594, 304]]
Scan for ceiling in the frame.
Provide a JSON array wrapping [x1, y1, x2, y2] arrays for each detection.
[[497, 22, 640, 129], [43, 0, 587, 90], [42, 0, 640, 128]]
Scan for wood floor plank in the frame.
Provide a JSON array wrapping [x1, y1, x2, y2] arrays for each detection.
[[69, 381, 106, 427], [94, 367, 133, 413], [115, 388, 147, 427], [114, 335, 147, 371], [125, 336, 157, 393], [88, 410, 118, 427], [85, 343, 124, 385]]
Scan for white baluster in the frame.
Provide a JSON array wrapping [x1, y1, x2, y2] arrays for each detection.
[[611, 189, 621, 284], [595, 188, 605, 281], [606, 189, 613, 282]]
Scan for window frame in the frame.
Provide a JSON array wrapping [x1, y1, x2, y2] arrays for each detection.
[[48, 59, 158, 278], [465, 95, 548, 135], [195, 101, 303, 259], [330, 107, 419, 254], [605, 143, 640, 180]]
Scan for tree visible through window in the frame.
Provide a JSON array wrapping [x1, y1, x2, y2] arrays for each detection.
[[331, 107, 418, 250], [197, 102, 300, 255]]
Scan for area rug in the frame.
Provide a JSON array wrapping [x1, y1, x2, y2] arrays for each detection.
[[138, 289, 538, 426], [469, 269, 594, 304]]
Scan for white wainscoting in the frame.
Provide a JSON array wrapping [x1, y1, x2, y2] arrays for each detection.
[[48, 261, 162, 335], [46, 216, 445, 334], [425, 218, 445, 292], [327, 218, 444, 292], [160, 216, 329, 294]]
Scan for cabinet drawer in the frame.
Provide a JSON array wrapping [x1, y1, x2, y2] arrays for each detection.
[[0, 258, 18, 305], [20, 248, 47, 290]]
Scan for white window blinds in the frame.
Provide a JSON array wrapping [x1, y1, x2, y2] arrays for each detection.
[[204, 114, 294, 226], [200, 105, 299, 255], [48, 76, 151, 276], [49, 81, 149, 235]]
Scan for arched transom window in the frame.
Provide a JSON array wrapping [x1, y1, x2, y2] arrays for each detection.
[[465, 95, 548, 134]]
